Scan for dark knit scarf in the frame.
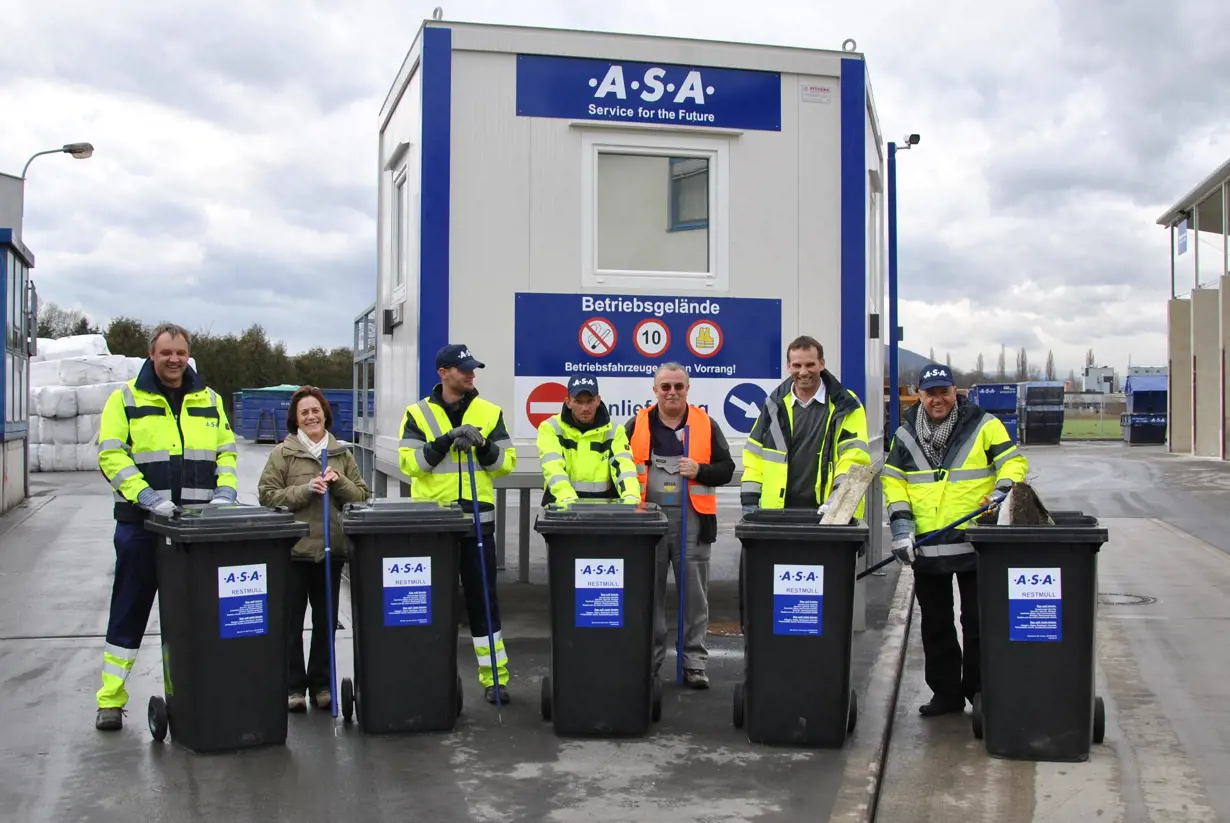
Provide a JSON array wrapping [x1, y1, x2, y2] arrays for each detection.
[[916, 405, 957, 468]]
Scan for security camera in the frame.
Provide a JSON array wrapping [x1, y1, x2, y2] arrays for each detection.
[[907, 134, 920, 145]]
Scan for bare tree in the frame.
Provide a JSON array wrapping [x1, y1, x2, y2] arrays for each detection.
[[1067, 368, 1078, 387], [929, 346, 936, 363], [1085, 349, 1095, 368], [945, 352, 953, 370], [1015, 347, 1029, 381], [997, 345, 1007, 379], [974, 352, 985, 376], [1045, 350, 1056, 381]]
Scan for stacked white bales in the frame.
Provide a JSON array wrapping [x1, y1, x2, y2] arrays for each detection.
[[27, 334, 195, 472]]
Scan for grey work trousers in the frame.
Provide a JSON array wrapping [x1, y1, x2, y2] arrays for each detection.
[[652, 504, 711, 675]]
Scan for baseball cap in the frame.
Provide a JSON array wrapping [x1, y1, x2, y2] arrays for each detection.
[[436, 344, 484, 371], [567, 374, 600, 397], [918, 363, 955, 390]]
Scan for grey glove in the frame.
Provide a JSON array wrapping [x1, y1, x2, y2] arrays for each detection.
[[449, 424, 485, 450], [152, 499, 179, 517], [742, 505, 756, 516], [891, 536, 916, 565]]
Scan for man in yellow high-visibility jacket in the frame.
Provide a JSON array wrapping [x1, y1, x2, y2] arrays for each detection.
[[740, 335, 872, 518], [882, 363, 1028, 718], [94, 323, 238, 732], [536, 374, 640, 505], [398, 344, 517, 704]]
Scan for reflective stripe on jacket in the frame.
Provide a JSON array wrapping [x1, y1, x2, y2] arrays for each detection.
[[96, 360, 238, 522], [536, 403, 640, 505], [740, 372, 871, 515], [628, 404, 717, 515], [398, 387, 516, 523], [882, 398, 1029, 557]]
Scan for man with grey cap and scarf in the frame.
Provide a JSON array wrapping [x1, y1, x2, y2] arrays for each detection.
[[881, 363, 1028, 717]]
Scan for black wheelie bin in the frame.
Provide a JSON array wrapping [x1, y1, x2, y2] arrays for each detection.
[[733, 509, 868, 747], [533, 500, 669, 737], [966, 512, 1110, 761], [143, 504, 309, 753], [338, 499, 473, 733]]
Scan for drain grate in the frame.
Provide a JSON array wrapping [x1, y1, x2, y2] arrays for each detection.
[[707, 621, 744, 637], [1098, 592, 1157, 606]]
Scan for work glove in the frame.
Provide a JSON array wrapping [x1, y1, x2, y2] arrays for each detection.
[[621, 495, 641, 505], [891, 536, 916, 566], [817, 502, 830, 518], [742, 505, 756, 516], [987, 488, 1008, 506], [152, 499, 179, 518], [449, 424, 485, 450]]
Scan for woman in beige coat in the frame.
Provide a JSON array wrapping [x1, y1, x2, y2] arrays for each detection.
[[257, 386, 370, 712]]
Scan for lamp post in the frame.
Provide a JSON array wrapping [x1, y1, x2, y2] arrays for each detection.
[[887, 133, 919, 439], [12, 141, 94, 502]]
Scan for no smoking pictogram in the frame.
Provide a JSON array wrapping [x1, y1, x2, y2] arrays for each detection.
[[633, 318, 671, 358], [526, 382, 569, 429], [687, 319, 723, 358], [579, 317, 617, 357]]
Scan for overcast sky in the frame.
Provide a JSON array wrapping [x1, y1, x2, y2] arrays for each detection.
[[3, 0, 1228, 378]]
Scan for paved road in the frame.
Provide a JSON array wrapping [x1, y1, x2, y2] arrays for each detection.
[[875, 442, 1230, 822], [0, 441, 901, 823]]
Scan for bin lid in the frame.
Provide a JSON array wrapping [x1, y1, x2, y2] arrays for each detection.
[[734, 508, 869, 544], [533, 499, 669, 536], [340, 499, 473, 534], [144, 504, 310, 543], [966, 511, 1108, 549]]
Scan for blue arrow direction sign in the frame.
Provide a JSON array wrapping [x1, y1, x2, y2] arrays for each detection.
[[724, 383, 768, 434]]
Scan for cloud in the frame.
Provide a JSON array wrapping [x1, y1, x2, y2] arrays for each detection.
[[1, 0, 1227, 378]]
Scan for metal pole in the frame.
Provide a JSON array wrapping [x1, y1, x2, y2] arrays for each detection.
[[887, 142, 900, 436]]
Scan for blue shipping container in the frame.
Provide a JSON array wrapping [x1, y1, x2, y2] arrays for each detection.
[[1125, 375, 1168, 414], [234, 386, 375, 443], [972, 384, 1019, 412], [994, 411, 1019, 444]]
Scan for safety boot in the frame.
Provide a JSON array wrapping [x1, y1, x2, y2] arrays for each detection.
[[485, 685, 511, 704], [95, 708, 124, 731]]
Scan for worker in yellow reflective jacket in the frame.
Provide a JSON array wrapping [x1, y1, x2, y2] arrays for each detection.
[[740, 335, 872, 518], [881, 363, 1028, 717], [94, 323, 238, 732], [398, 344, 517, 704], [536, 374, 640, 506]]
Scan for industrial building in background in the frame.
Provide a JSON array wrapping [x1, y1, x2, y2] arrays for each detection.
[[1, 173, 35, 516], [1158, 156, 1230, 459], [351, 18, 889, 607]]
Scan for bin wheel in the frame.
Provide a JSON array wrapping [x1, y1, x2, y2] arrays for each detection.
[[971, 694, 984, 740], [541, 676, 552, 722], [456, 675, 464, 717], [1093, 696, 1105, 744], [847, 689, 858, 735], [732, 682, 745, 729], [340, 677, 354, 723], [651, 677, 662, 723], [148, 695, 168, 743]]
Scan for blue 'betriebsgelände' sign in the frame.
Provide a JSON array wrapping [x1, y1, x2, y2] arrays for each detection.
[[515, 54, 782, 131]]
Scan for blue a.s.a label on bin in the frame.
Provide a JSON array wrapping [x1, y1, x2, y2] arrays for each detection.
[[384, 556, 432, 627], [1009, 567, 1062, 642], [218, 563, 268, 639], [575, 559, 624, 628], [773, 564, 824, 636]]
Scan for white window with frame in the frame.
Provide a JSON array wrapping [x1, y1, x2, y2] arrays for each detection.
[[391, 167, 409, 301], [580, 130, 729, 291]]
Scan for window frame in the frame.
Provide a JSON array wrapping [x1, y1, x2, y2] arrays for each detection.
[[391, 166, 409, 303], [579, 130, 729, 292]]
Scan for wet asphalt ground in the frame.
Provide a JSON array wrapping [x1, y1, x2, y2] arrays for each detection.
[[875, 442, 1230, 823], [0, 440, 901, 823]]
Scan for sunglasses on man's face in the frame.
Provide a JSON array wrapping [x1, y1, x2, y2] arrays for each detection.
[[657, 382, 687, 392]]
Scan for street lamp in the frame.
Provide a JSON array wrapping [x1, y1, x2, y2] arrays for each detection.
[[21, 142, 95, 178], [887, 132, 920, 438]]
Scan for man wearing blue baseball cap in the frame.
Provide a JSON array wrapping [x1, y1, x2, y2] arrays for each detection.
[[399, 343, 517, 704], [535, 373, 640, 506], [881, 362, 1028, 717]]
